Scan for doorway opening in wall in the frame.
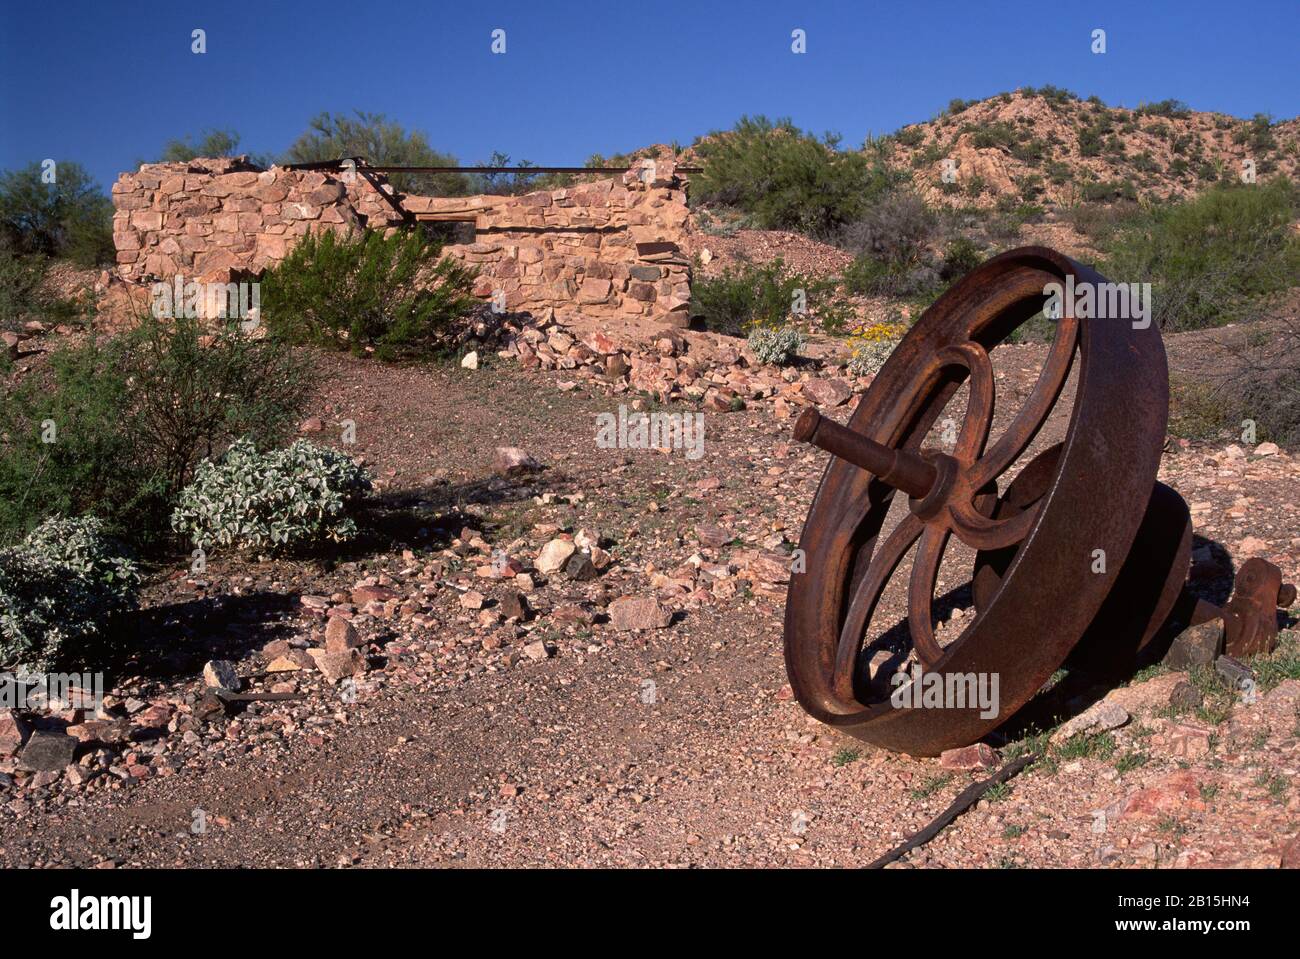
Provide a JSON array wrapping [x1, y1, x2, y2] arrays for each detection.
[[419, 221, 476, 245]]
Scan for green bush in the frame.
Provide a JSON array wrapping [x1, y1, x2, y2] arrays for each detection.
[[1100, 178, 1300, 332], [940, 237, 985, 280], [1136, 99, 1191, 119], [691, 116, 900, 238], [172, 439, 372, 553], [0, 517, 139, 669], [690, 258, 847, 337], [284, 111, 472, 197], [0, 245, 51, 332], [261, 228, 479, 360], [843, 255, 940, 298], [0, 316, 314, 545], [0, 161, 114, 268], [746, 325, 804, 366]]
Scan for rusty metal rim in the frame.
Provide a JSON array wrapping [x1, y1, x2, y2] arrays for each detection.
[[783, 246, 1169, 755]]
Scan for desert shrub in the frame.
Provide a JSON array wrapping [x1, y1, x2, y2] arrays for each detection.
[[839, 191, 936, 262], [0, 244, 51, 331], [1080, 179, 1137, 203], [0, 317, 314, 545], [691, 259, 846, 336], [284, 111, 472, 196], [0, 162, 113, 267], [746, 325, 804, 366], [0, 516, 139, 669], [893, 127, 925, 148], [1136, 99, 1191, 119], [1100, 178, 1300, 332], [691, 116, 900, 238], [1170, 322, 1300, 449], [1064, 200, 1141, 241], [1232, 114, 1277, 154], [940, 237, 985, 280], [172, 439, 372, 553], [261, 228, 479, 360], [844, 255, 941, 298]]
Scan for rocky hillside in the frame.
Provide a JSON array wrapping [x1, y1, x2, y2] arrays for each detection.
[[884, 89, 1299, 210]]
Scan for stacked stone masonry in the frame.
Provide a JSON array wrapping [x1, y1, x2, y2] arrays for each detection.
[[111, 156, 692, 324]]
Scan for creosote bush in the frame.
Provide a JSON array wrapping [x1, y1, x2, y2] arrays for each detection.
[[690, 258, 849, 337], [1100, 178, 1300, 333], [746, 325, 804, 366], [261, 228, 479, 360], [172, 439, 372, 553], [691, 116, 900, 238], [0, 315, 315, 546], [0, 517, 139, 670]]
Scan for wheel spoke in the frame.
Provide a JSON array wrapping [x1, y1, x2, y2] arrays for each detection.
[[935, 341, 995, 464], [832, 513, 924, 703], [907, 525, 950, 668], [971, 313, 1078, 487], [948, 497, 1040, 550]]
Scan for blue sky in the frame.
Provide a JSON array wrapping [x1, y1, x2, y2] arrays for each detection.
[[2, 0, 1297, 192]]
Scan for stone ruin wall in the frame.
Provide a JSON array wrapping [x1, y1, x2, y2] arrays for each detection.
[[110, 157, 692, 325]]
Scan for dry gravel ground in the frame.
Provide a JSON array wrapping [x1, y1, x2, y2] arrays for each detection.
[[1, 331, 1297, 869]]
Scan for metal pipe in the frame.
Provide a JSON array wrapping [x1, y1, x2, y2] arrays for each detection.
[[794, 408, 937, 499]]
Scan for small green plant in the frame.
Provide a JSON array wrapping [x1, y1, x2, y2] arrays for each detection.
[[1113, 751, 1149, 773], [1056, 731, 1117, 761], [0, 516, 139, 669], [261, 228, 479, 360], [985, 782, 1012, 803], [910, 772, 953, 800], [747, 325, 804, 366], [831, 748, 861, 767], [172, 439, 372, 553], [1002, 823, 1026, 839]]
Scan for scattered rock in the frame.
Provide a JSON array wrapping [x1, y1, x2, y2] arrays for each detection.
[[1116, 770, 1204, 821], [499, 592, 529, 621], [1163, 620, 1223, 669], [564, 553, 598, 581], [17, 732, 77, 772], [307, 648, 367, 683], [536, 538, 577, 575], [202, 660, 240, 691], [493, 447, 542, 476], [1051, 700, 1129, 744], [1103, 672, 1189, 715], [939, 743, 999, 771], [267, 651, 313, 672], [1167, 681, 1204, 711], [325, 617, 363, 651], [1215, 655, 1254, 689], [459, 590, 486, 610], [1154, 721, 1213, 760], [803, 377, 852, 408], [0, 709, 31, 756], [461, 350, 479, 370], [608, 595, 672, 631], [522, 640, 553, 661]]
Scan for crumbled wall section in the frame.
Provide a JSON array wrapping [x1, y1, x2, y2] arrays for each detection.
[[111, 156, 692, 324]]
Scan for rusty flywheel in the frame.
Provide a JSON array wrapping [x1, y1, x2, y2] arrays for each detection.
[[783, 247, 1294, 756]]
